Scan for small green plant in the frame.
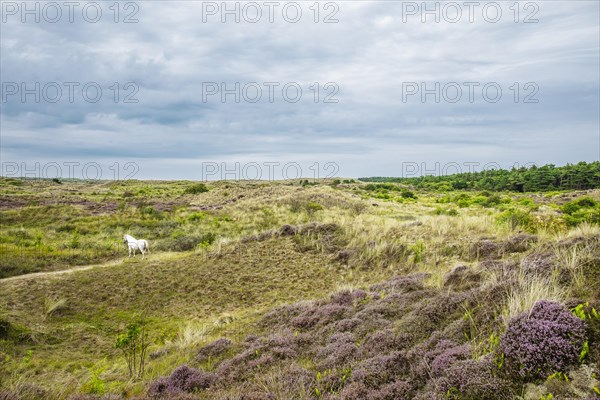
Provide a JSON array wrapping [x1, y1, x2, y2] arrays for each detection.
[[188, 211, 207, 222], [579, 340, 589, 362], [115, 318, 149, 380], [82, 361, 108, 394], [410, 240, 425, 264], [571, 302, 599, 320], [299, 201, 323, 217], [69, 232, 80, 249]]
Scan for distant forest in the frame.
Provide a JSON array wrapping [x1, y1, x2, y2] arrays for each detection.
[[359, 162, 600, 192]]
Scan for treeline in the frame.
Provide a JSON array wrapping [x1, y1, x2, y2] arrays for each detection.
[[359, 162, 600, 192]]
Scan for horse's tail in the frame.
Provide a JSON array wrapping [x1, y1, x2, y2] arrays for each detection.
[[143, 240, 150, 253]]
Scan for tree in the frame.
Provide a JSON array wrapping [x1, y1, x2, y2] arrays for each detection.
[[115, 318, 149, 380]]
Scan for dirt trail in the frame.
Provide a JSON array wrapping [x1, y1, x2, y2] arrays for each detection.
[[0, 252, 184, 283], [0, 259, 126, 283]]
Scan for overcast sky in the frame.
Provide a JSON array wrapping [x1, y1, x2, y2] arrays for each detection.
[[1, 0, 599, 180]]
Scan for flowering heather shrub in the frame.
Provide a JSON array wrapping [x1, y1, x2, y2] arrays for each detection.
[[266, 332, 298, 357], [504, 234, 538, 253], [247, 354, 274, 369], [428, 291, 471, 317], [358, 299, 407, 320], [499, 300, 587, 381], [369, 273, 428, 294], [316, 332, 362, 369], [471, 239, 502, 259], [330, 289, 367, 305], [352, 315, 393, 339], [195, 338, 232, 363], [395, 313, 439, 345], [339, 382, 371, 400], [334, 318, 362, 332], [291, 303, 351, 329], [374, 380, 413, 400], [443, 265, 481, 290], [259, 301, 316, 329], [519, 252, 556, 276], [351, 351, 410, 388], [337, 380, 414, 400], [435, 357, 512, 400], [430, 342, 472, 376], [408, 336, 461, 381], [363, 329, 410, 355], [148, 365, 216, 398]]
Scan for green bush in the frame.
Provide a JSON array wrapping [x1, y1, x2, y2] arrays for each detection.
[[434, 207, 458, 216], [561, 197, 600, 226], [188, 212, 207, 222], [496, 208, 537, 232], [457, 199, 471, 208], [400, 190, 416, 199], [160, 232, 217, 251], [184, 183, 209, 194]]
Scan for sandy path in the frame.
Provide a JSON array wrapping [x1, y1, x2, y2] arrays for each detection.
[[0, 259, 127, 283]]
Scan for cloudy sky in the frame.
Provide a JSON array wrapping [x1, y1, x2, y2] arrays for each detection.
[[1, 0, 599, 180]]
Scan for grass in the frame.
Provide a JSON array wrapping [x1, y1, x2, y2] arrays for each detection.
[[0, 178, 599, 398]]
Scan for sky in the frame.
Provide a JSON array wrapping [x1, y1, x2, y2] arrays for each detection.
[[1, 0, 599, 180]]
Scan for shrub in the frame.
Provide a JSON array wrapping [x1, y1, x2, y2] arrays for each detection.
[[115, 320, 149, 380], [430, 343, 471, 376], [351, 351, 410, 388], [496, 208, 537, 232], [160, 232, 216, 251], [317, 332, 362, 369], [575, 197, 598, 208], [196, 338, 232, 363], [184, 183, 209, 194], [436, 358, 512, 400], [499, 300, 587, 381], [148, 365, 216, 398], [400, 190, 416, 199]]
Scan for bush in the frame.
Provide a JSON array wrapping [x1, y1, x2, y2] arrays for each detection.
[[160, 232, 216, 251], [184, 183, 209, 194], [499, 300, 587, 381], [495, 208, 537, 232], [148, 365, 216, 398], [196, 338, 232, 363], [400, 190, 416, 199], [436, 358, 512, 400]]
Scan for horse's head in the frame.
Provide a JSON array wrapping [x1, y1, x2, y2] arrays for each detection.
[[123, 234, 129, 244]]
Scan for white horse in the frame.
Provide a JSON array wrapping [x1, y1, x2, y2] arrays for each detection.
[[123, 234, 150, 259]]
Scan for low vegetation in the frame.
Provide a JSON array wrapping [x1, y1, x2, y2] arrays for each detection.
[[0, 170, 599, 399]]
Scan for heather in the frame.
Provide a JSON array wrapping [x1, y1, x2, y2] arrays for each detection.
[[500, 300, 587, 381]]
